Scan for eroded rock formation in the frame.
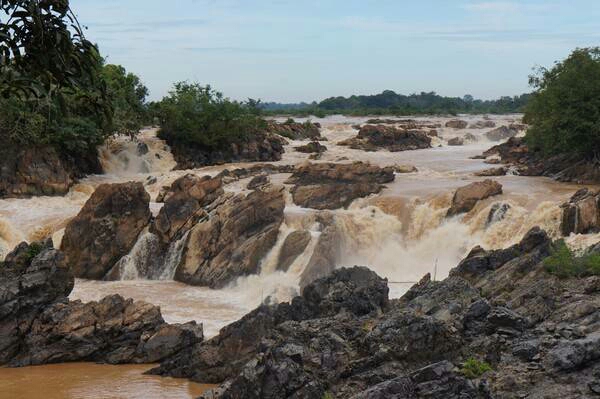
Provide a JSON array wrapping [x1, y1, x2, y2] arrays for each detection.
[[447, 179, 503, 217], [338, 125, 431, 152]]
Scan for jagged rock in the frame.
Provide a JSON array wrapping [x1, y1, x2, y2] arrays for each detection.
[[0, 146, 72, 198], [470, 120, 496, 129], [287, 162, 395, 209], [338, 125, 432, 152], [61, 182, 152, 280], [0, 242, 201, 366], [174, 185, 285, 288], [476, 167, 507, 177], [136, 142, 149, 155], [446, 180, 503, 217], [445, 119, 468, 129], [247, 174, 270, 190], [560, 188, 600, 235], [294, 141, 327, 153], [151, 174, 223, 243], [486, 203, 511, 225], [486, 126, 519, 141], [299, 215, 342, 288], [277, 230, 311, 272], [267, 120, 321, 140], [448, 137, 464, 146]]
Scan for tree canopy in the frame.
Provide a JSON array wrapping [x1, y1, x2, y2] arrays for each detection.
[[524, 47, 600, 157]]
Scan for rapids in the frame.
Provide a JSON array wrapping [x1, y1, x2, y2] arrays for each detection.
[[0, 114, 594, 398]]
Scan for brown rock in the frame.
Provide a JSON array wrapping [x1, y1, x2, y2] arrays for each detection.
[[447, 180, 503, 217], [277, 230, 312, 272], [338, 125, 431, 152], [299, 215, 342, 289], [152, 174, 224, 243], [175, 185, 285, 288], [486, 126, 519, 141], [267, 120, 321, 140], [448, 137, 464, 146], [246, 174, 270, 190], [294, 141, 328, 154], [445, 120, 468, 129], [475, 167, 507, 177], [61, 182, 151, 280], [470, 120, 496, 129], [560, 189, 600, 236]]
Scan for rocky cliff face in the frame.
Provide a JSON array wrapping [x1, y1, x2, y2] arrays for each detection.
[[0, 241, 202, 367], [60, 182, 152, 280], [560, 188, 600, 235], [149, 227, 600, 398]]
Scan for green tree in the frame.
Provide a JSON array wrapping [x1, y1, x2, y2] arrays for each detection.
[[156, 82, 266, 149], [102, 64, 148, 136], [524, 47, 600, 157]]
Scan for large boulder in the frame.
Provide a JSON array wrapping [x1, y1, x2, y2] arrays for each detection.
[[486, 126, 519, 141], [0, 241, 201, 366], [174, 185, 285, 288], [61, 182, 152, 280], [267, 120, 321, 140], [294, 141, 327, 154], [446, 179, 503, 217], [151, 174, 224, 243], [277, 230, 312, 272], [338, 125, 431, 152], [445, 119, 468, 129], [560, 188, 600, 235], [470, 120, 496, 129], [287, 162, 395, 210]]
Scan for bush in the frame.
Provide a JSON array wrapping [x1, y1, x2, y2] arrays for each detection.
[[460, 358, 492, 379], [544, 240, 600, 278], [524, 48, 600, 157], [156, 83, 266, 149]]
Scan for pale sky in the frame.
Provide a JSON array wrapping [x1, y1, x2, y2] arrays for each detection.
[[73, 0, 600, 102]]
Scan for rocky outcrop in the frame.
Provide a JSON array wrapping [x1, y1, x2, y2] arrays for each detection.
[[0, 145, 102, 199], [162, 132, 287, 170], [448, 137, 464, 146], [0, 241, 202, 367], [267, 120, 321, 140], [277, 230, 312, 272], [483, 137, 600, 184], [338, 125, 432, 152], [294, 141, 327, 153], [475, 167, 507, 177], [151, 174, 224, 243], [447, 180, 503, 217], [560, 188, 600, 236], [486, 126, 519, 141], [470, 120, 496, 129], [174, 185, 285, 288], [60, 182, 151, 280], [445, 119, 468, 129], [286, 162, 395, 210]]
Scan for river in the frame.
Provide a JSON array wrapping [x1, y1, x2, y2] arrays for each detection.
[[0, 115, 591, 398]]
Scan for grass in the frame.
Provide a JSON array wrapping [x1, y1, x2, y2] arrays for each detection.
[[460, 358, 492, 379], [322, 392, 334, 399], [544, 240, 600, 278]]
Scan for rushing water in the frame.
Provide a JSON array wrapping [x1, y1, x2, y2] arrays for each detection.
[[0, 115, 594, 397]]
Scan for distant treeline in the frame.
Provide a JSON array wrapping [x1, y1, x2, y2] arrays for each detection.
[[261, 91, 531, 116]]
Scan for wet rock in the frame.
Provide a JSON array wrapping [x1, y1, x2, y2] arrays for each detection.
[[299, 215, 342, 288], [470, 120, 496, 129], [267, 120, 321, 140], [338, 124, 432, 152], [393, 164, 418, 173], [486, 203, 511, 225], [151, 174, 224, 243], [0, 146, 72, 198], [0, 242, 201, 366], [476, 167, 507, 177], [448, 137, 464, 146], [445, 119, 468, 129], [560, 188, 600, 235], [486, 126, 519, 141], [294, 141, 327, 153], [246, 174, 270, 190], [287, 162, 395, 210], [136, 142, 149, 155], [446, 179, 503, 217], [277, 230, 312, 272], [61, 182, 152, 280], [174, 185, 285, 288]]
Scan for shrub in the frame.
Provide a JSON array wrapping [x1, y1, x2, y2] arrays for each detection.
[[544, 240, 600, 278], [460, 358, 492, 379], [156, 83, 266, 149], [524, 47, 600, 157]]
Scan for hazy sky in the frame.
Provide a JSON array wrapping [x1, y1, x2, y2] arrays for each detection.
[[74, 0, 600, 102]]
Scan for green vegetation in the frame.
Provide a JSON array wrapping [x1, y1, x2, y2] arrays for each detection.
[[321, 391, 335, 399], [544, 240, 600, 278], [262, 91, 530, 117], [155, 82, 266, 149], [24, 242, 44, 263], [524, 47, 600, 157], [460, 358, 492, 379]]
